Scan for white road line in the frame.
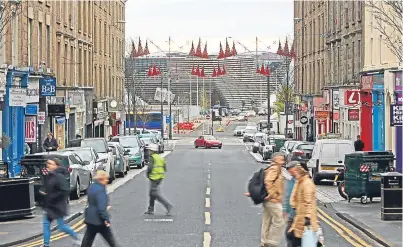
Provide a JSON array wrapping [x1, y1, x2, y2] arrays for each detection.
[[206, 187, 210, 195], [205, 198, 211, 208], [205, 212, 211, 225], [203, 232, 211, 247], [208, 174, 211, 179], [144, 219, 174, 222]]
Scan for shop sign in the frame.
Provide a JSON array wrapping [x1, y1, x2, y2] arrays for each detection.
[[344, 90, 360, 105], [9, 88, 27, 107], [314, 111, 328, 119], [333, 111, 340, 121], [333, 91, 340, 109], [348, 109, 360, 121], [48, 104, 66, 116], [25, 104, 38, 115], [40, 77, 56, 96], [38, 111, 46, 124], [26, 79, 39, 103], [390, 104, 402, 126], [24, 116, 36, 143]]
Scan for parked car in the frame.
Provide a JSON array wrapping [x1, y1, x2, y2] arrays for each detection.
[[230, 109, 241, 116], [279, 140, 299, 155], [286, 142, 315, 166], [108, 142, 129, 177], [246, 110, 257, 117], [63, 147, 100, 180], [20, 152, 92, 201], [194, 135, 222, 149], [258, 136, 275, 160], [258, 109, 267, 116], [110, 135, 145, 169], [79, 138, 115, 183], [233, 125, 246, 136], [252, 133, 266, 153], [243, 126, 258, 142], [153, 133, 165, 153], [307, 139, 355, 184]]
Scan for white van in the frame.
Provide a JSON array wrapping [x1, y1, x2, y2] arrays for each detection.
[[307, 139, 355, 184]]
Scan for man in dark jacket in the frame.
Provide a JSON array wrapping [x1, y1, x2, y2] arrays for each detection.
[[41, 158, 80, 247], [43, 132, 59, 151], [354, 135, 364, 151], [81, 170, 117, 247]]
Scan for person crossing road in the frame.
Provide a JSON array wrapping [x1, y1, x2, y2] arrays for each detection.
[[144, 144, 173, 216]]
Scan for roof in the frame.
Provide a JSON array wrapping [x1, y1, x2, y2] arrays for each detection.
[[315, 139, 354, 144]]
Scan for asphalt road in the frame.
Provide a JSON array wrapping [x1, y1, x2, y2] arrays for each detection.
[[18, 119, 379, 247]]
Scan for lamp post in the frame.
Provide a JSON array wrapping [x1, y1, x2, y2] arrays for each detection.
[[160, 75, 164, 138]]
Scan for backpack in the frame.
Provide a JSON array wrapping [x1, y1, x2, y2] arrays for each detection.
[[248, 166, 279, 204]]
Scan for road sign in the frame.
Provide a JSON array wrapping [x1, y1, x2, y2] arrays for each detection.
[[344, 90, 360, 105], [206, 115, 211, 120], [390, 104, 402, 126], [38, 111, 46, 124], [166, 115, 171, 124], [300, 116, 308, 124]]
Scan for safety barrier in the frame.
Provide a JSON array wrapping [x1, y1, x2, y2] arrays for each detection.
[[174, 122, 195, 131]]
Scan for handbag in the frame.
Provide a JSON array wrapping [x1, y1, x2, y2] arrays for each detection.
[[302, 226, 318, 247]]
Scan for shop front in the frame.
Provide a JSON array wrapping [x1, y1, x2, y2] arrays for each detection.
[[84, 90, 94, 137], [313, 94, 330, 137], [339, 88, 361, 140], [25, 75, 40, 153], [392, 71, 402, 172], [94, 100, 108, 138]]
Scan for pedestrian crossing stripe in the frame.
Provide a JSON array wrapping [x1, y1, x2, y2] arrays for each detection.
[[144, 218, 174, 222]]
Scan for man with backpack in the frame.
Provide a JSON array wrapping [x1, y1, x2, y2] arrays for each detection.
[[246, 153, 285, 247]]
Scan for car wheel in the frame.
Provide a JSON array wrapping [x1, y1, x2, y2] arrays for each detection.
[[252, 148, 257, 153], [219, 146, 222, 149], [312, 169, 321, 185], [204, 143, 207, 149], [194, 143, 198, 148], [70, 180, 80, 200], [108, 167, 113, 184]]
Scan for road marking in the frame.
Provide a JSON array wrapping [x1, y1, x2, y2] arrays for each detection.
[[205, 198, 211, 208], [208, 174, 210, 179], [206, 187, 210, 195], [144, 219, 174, 222], [0, 232, 8, 235], [203, 232, 211, 247], [205, 212, 211, 225], [317, 212, 364, 247], [317, 208, 370, 247]]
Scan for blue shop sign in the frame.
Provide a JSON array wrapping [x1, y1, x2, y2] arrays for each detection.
[[55, 116, 66, 124], [25, 104, 38, 115], [165, 115, 171, 124], [40, 77, 56, 96]]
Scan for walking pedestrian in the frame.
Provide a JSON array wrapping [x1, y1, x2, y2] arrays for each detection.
[[260, 153, 285, 247], [144, 144, 173, 216], [43, 132, 59, 152], [40, 158, 80, 247], [354, 135, 364, 151], [288, 164, 319, 247], [81, 170, 117, 247], [284, 161, 299, 247]]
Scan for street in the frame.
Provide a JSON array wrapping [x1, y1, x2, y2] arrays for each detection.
[[10, 121, 387, 247]]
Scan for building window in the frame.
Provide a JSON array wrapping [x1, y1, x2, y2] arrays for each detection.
[[370, 38, 374, 65], [357, 40, 361, 71], [46, 25, 50, 67], [84, 49, 87, 86], [78, 1, 82, 31], [104, 23, 107, 55], [56, 41, 60, 79], [352, 41, 355, 78], [70, 46, 74, 86], [379, 35, 383, 63], [78, 47, 82, 84], [94, 17, 97, 51], [345, 44, 348, 82], [64, 44, 67, 84], [38, 22, 42, 65], [28, 18, 33, 66], [352, 1, 355, 22]]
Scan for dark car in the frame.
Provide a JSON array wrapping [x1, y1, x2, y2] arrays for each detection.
[[286, 142, 315, 165]]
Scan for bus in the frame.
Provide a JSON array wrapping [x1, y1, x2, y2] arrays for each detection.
[[125, 111, 164, 130]]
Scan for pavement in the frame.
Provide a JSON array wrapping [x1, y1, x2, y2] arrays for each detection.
[[5, 118, 402, 247]]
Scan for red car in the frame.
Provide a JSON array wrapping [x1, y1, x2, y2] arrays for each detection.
[[194, 135, 222, 149]]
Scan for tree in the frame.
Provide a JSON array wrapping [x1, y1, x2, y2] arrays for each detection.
[[367, 0, 403, 62], [274, 59, 294, 116], [135, 88, 152, 130]]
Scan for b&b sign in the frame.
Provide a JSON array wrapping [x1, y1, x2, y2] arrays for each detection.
[[390, 104, 402, 127], [40, 77, 56, 96]]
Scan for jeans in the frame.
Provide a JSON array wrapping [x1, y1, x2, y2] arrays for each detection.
[[81, 223, 117, 247], [148, 180, 172, 212], [43, 214, 78, 246]]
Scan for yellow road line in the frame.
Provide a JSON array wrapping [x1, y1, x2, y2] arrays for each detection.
[[317, 207, 371, 247], [205, 212, 211, 225], [203, 232, 211, 247], [317, 212, 363, 247], [205, 198, 211, 208]]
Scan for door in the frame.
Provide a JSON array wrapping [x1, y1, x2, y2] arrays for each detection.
[[196, 136, 204, 146], [318, 143, 339, 171]]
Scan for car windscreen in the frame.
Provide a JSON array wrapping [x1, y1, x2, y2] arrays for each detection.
[[297, 144, 314, 150], [255, 136, 263, 142], [81, 139, 107, 153], [320, 143, 338, 158], [244, 128, 257, 134], [74, 149, 93, 162], [142, 138, 152, 145], [119, 137, 139, 148], [204, 136, 216, 140], [235, 126, 246, 130]]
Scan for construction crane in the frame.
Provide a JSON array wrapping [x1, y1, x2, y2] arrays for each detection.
[[147, 38, 166, 55], [236, 41, 254, 55]]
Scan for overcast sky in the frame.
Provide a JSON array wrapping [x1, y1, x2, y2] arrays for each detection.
[[125, 0, 294, 55]]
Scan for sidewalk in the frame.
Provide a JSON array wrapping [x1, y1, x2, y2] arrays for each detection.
[[331, 199, 402, 247]]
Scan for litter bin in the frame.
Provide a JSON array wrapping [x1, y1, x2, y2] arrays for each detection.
[[381, 172, 402, 221], [344, 151, 395, 204], [0, 178, 36, 219], [0, 161, 8, 178]]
